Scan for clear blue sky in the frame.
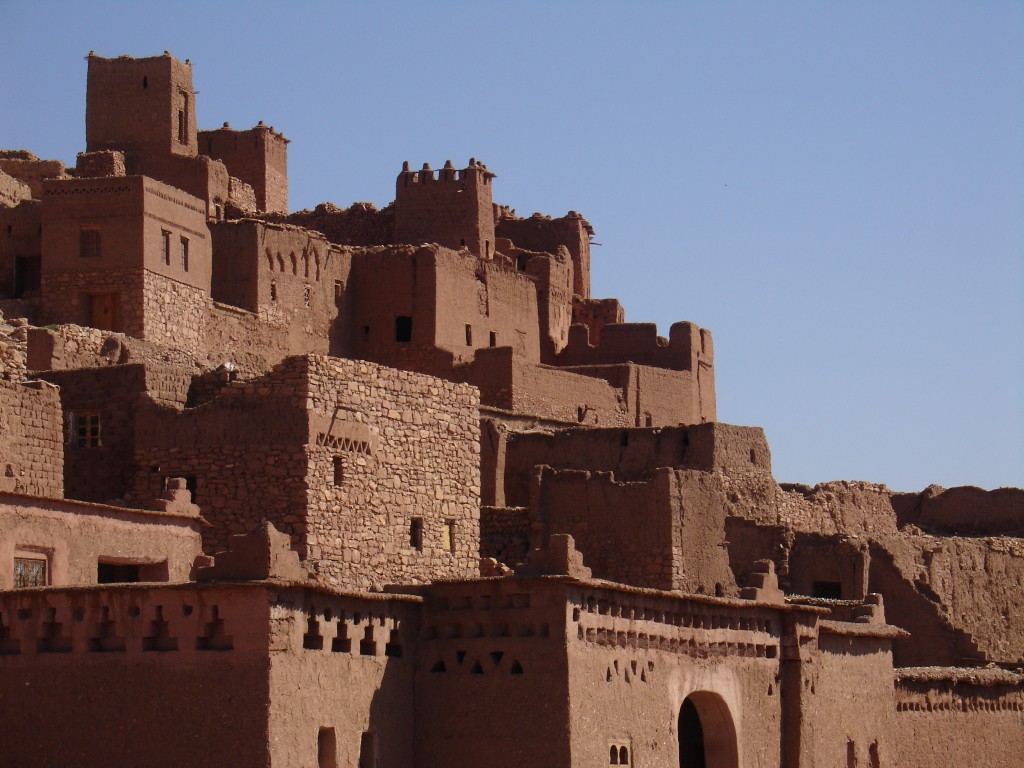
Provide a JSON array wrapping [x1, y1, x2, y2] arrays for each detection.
[[2, 1, 1021, 491]]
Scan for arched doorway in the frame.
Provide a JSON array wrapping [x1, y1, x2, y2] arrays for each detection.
[[678, 692, 739, 768]]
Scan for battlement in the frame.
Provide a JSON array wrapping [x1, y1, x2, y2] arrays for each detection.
[[397, 158, 495, 187], [393, 159, 496, 257], [555, 320, 714, 373]]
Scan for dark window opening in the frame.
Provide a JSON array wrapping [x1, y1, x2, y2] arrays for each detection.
[[620, 431, 629, 447], [333, 457, 344, 486], [334, 280, 343, 303], [161, 230, 171, 265], [98, 562, 140, 583], [178, 110, 186, 143], [80, 228, 101, 258], [13, 256, 41, 298], [465, 324, 473, 346], [812, 581, 842, 599], [270, 281, 277, 302], [489, 331, 497, 347], [362, 325, 370, 342], [410, 517, 424, 550], [443, 520, 456, 554], [395, 315, 413, 343], [13, 556, 47, 588], [142, 76, 148, 88], [516, 255, 527, 272], [485, 239, 491, 259], [180, 237, 189, 271]]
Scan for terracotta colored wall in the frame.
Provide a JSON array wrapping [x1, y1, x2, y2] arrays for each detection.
[[266, 588, 419, 768], [0, 378, 62, 498], [199, 125, 288, 213], [86, 53, 198, 160], [0, 200, 41, 298], [0, 154, 66, 199], [530, 467, 736, 593], [803, 631, 897, 767], [0, 493, 201, 588], [495, 211, 592, 298], [891, 672, 1024, 768], [0, 584, 271, 767], [393, 163, 495, 257], [415, 579, 573, 768], [567, 584, 785, 768]]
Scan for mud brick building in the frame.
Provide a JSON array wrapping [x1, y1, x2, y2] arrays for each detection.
[[0, 52, 1021, 767]]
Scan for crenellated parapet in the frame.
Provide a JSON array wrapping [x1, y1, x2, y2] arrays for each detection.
[[394, 159, 496, 258]]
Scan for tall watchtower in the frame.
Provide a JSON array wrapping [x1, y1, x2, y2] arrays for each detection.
[[393, 159, 496, 258], [85, 52, 198, 164]]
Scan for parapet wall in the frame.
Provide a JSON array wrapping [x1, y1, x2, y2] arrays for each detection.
[[554, 321, 713, 372], [503, 422, 772, 507], [495, 210, 592, 298], [891, 668, 1024, 768]]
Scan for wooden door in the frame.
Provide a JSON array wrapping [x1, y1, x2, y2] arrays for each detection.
[[89, 292, 120, 332]]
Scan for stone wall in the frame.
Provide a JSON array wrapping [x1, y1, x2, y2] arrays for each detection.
[[0, 168, 31, 207], [142, 270, 208, 353], [0, 379, 62, 498], [276, 201, 394, 247], [303, 355, 480, 588]]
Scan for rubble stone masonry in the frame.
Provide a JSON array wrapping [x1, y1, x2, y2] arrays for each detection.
[[0, 379, 63, 498]]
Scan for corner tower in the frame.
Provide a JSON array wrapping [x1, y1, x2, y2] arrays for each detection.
[[393, 159, 495, 258], [85, 52, 198, 164]]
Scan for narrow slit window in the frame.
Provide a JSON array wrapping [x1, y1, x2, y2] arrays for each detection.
[[489, 331, 497, 347], [180, 237, 189, 271], [465, 324, 473, 346], [334, 280, 343, 303], [409, 518, 424, 551], [161, 230, 171, 265], [443, 520, 456, 553], [333, 457, 344, 486], [270, 281, 278, 302]]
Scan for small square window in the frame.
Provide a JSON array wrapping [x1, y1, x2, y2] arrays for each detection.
[[489, 331, 497, 347], [13, 556, 48, 588], [80, 228, 101, 258], [74, 411, 101, 448]]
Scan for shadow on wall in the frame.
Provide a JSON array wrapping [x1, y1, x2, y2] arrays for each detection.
[[679, 691, 740, 768]]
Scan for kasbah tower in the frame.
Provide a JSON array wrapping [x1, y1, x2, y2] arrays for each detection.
[[0, 51, 1021, 768]]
